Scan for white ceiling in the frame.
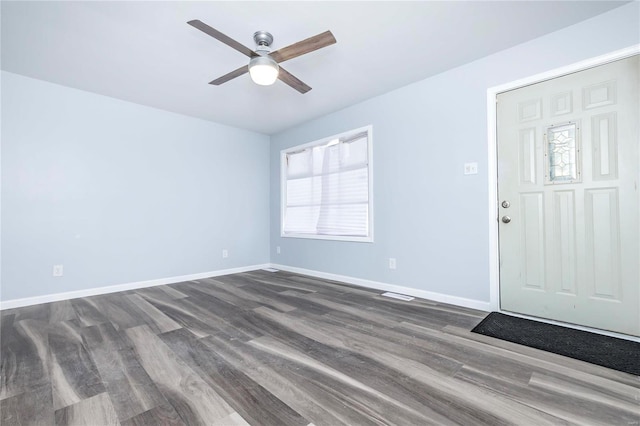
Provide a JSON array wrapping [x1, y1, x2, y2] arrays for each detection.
[[1, 1, 627, 134]]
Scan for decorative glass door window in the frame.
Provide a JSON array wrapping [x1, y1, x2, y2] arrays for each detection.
[[544, 122, 581, 184]]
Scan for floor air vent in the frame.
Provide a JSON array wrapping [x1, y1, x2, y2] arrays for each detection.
[[381, 292, 414, 301]]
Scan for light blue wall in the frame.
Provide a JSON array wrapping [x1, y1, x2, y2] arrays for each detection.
[[2, 3, 637, 304], [269, 3, 640, 303], [1, 71, 270, 301]]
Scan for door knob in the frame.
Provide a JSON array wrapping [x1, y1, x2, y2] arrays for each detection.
[[502, 215, 511, 223]]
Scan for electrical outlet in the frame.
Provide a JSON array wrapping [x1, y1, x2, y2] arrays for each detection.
[[222, 249, 228, 258], [389, 258, 397, 270], [276, 246, 281, 254], [53, 264, 64, 277], [464, 162, 478, 175]]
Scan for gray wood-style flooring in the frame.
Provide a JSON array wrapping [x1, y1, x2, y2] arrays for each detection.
[[1, 270, 638, 425]]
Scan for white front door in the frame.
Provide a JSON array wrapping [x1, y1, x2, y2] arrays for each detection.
[[497, 55, 639, 337]]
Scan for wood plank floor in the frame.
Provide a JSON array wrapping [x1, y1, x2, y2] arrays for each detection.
[[1, 270, 638, 425]]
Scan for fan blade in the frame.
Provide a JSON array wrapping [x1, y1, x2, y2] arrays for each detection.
[[269, 31, 336, 63], [278, 67, 312, 94], [188, 20, 257, 58], [209, 65, 249, 85]]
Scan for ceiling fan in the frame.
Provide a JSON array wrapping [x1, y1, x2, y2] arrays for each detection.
[[188, 20, 336, 94]]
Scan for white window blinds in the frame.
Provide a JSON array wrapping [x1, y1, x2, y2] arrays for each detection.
[[282, 128, 372, 240]]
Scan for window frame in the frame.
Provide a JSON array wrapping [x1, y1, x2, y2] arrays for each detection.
[[543, 120, 583, 185], [280, 125, 374, 243]]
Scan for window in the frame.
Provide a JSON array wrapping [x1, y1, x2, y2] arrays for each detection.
[[545, 122, 581, 184], [281, 126, 373, 242]]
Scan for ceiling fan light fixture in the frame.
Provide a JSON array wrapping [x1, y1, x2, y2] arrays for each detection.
[[188, 21, 335, 93], [248, 55, 279, 86]]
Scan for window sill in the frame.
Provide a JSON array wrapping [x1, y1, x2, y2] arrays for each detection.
[[281, 233, 374, 243]]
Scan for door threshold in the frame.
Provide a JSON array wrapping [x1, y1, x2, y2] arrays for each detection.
[[498, 310, 640, 343]]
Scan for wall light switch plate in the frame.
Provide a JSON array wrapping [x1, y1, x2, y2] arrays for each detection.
[[464, 162, 478, 175], [222, 249, 228, 258]]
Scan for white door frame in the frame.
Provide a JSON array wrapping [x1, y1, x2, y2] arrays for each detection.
[[486, 44, 640, 339]]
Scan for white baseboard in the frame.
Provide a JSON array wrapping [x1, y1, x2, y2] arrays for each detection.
[[1, 262, 491, 312], [269, 263, 491, 312], [0, 263, 270, 310]]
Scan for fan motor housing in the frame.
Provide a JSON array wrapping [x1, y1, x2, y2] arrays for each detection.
[[253, 31, 273, 47]]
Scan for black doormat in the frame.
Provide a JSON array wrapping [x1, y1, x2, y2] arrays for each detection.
[[471, 312, 640, 376]]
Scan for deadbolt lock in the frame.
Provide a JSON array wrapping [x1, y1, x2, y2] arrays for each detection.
[[501, 200, 510, 208]]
